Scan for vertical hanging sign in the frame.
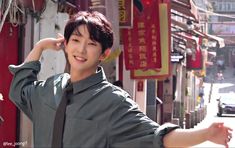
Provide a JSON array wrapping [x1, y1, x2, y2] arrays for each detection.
[[119, 0, 133, 28], [123, 0, 161, 70], [131, 2, 171, 79]]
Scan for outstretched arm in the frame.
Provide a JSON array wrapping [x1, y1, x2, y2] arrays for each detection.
[[24, 34, 64, 63], [163, 122, 233, 148]]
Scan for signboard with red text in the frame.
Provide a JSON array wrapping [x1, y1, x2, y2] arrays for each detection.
[[123, 0, 162, 70]]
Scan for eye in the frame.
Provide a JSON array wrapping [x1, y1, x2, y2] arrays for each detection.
[[88, 42, 97, 46], [72, 38, 79, 42]]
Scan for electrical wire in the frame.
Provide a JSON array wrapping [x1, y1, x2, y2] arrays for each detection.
[[0, 0, 13, 32]]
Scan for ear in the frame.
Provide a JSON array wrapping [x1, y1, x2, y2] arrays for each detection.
[[64, 40, 68, 53], [99, 49, 111, 61]]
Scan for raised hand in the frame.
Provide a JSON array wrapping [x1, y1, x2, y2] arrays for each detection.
[[24, 34, 65, 63], [35, 33, 65, 51], [207, 122, 233, 148]]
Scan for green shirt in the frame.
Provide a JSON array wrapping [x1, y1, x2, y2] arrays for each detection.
[[9, 61, 179, 148]]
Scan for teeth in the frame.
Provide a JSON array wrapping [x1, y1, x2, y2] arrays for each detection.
[[74, 56, 86, 61]]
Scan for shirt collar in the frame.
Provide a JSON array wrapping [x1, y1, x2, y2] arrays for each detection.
[[72, 66, 107, 94]]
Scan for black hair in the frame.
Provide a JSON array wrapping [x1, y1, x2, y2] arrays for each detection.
[[64, 11, 114, 53]]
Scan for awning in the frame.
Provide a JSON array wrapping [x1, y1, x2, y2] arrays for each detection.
[[186, 29, 224, 48], [172, 33, 198, 54], [172, 25, 225, 48], [206, 34, 225, 48], [171, 19, 207, 38], [172, 33, 187, 45], [173, 32, 197, 46], [171, 0, 198, 22], [171, 19, 187, 30], [188, 30, 225, 48], [221, 36, 235, 45]]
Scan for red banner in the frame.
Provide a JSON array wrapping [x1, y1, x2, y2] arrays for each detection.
[[131, 3, 171, 79], [186, 37, 203, 70], [123, 0, 161, 70]]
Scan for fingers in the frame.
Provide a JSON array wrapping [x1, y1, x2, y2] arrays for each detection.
[[57, 33, 64, 38], [228, 131, 232, 142], [227, 127, 233, 132], [55, 33, 65, 50], [211, 122, 233, 147], [223, 135, 230, 148], [56, 33, 65, 43], [224, 126, 232, 148], [56, 36, 65, 43]]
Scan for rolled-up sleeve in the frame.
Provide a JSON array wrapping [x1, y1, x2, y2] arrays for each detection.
[[8, 61, 41, 120], [153, 122, 180, 147], [109, 97, 179, 148]]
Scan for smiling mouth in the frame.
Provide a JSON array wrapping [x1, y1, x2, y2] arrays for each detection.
[[74, 56, 86, 62]]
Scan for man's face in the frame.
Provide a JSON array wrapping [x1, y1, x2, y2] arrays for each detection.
[[64, 25, 105, 77]]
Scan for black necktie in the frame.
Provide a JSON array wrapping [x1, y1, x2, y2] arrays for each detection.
[[51, 83, 73, 148]]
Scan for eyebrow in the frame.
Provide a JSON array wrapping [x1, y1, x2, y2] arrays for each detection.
[[71, 27, 97, 43], [72, 29, 82, 36]]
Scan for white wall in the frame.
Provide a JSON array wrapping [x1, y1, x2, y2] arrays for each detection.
[[35, 1, 68, 80]]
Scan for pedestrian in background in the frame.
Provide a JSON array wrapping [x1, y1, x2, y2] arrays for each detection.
[[9, 11, 232, 148]]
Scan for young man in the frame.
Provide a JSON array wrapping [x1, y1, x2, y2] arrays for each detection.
[[9, 11, 232, 148]]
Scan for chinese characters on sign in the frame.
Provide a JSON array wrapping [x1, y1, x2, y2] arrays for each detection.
[[123, 0, 161, 70], [119, 0, 133, 28]]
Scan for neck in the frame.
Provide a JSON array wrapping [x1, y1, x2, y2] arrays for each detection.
[[69, 69, 97, 83]]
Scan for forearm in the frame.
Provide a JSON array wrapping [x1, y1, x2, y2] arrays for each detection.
[[24, 43, 44, 63], [163, 128, 208, 147], [24, 36, 64, 63]]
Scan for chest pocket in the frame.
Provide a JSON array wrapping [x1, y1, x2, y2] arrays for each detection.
[[63, 117, 100, 147]]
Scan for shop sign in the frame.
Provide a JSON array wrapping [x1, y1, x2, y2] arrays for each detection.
[[171, 51, 184, 63], [123, 0, 161, 70], [137, 80, 144, 91], [119, 0, 133, 28]]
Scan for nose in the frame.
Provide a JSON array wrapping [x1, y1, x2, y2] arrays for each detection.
[[77, 41, 86, 54]]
